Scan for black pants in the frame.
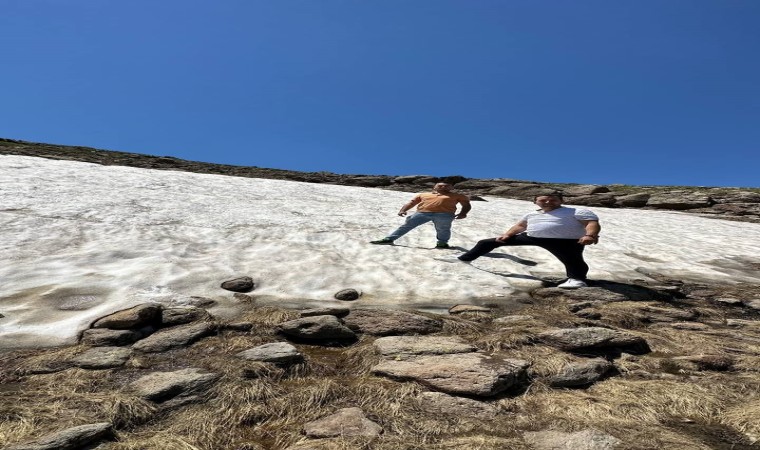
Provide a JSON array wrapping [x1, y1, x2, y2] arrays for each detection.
[[459, 234, 589, 280]]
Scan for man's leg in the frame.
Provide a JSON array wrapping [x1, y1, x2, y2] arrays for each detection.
[[457, 234, 535, 261], [385, 213, 433, 241], [431, 213, 455, 245], [535, 239, 589, 280]]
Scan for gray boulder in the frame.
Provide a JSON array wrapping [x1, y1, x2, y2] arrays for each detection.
[[564, 185, 610, 196], [615, 193, 650, 207], [343, 309, 442, 336], [523, 429, 621, 450], [548, 358, 614, 388], [80, 328, 145, 346], [646, 194, 712, 210], [371, 353, 529, 397], [373, 336, 477, 359], [278, 315, 356, 341], [130, 368, 220, 402], [539, 327, 650, 353], [71, 347, 132, 370], [221, 276, 255, 292], [303, 407, 382, 438], [132, 322, 215, 353], [91, 303, 162, 330], [6, 423, 114, 450], [161, 306, 212, 326], [334, 289, 360, 301], [448, 304, 491, 314], [418, 392, 497, 418], [300, 306, 350, 317], [237, 342, 304, 364]]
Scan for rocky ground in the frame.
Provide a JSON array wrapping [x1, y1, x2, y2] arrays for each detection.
[[2, 137, 760, 223], [2, 274, 760, 449]]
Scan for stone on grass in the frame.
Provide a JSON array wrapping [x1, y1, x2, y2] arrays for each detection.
[[640, 305, 697, 322], [745, 299, 760, 311], [713, 297, 744, 306], [668, 322, 709, 331], [373, 336, 476, 359], [300, 307, 350, 317], [448, 304, 491, 314], [493, 315, 534, 324], [343, 309, 442, 336], [221, 276, 255, 292], [132, 322, 215, 353], [161, 306, 212, 326], [418, 392, 497, 418], [220, 322, 254, 331], [237, 342, 303, 364], [549, 358, 614, 388], [80, 328, 144, 346], [6, 422, 114, 450], [278, 315, 356, 341], [92, 303, 162, 330], [372, 353, 529, 397], [303, 407, 382, 438], [71, 347, 132, 370], [523, 428, 621, 450], [539, 327, 650, 354], [334, 289, 360, 301], [130, 368, 220, 403]]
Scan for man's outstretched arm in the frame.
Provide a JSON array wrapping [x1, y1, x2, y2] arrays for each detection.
[[579, 220, 601, 245], [496, 220, 528, 242], [398, 197, 421, 216]]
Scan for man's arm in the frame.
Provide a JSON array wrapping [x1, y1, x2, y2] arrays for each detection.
[[398, 197, 422, 216], [496, 220, 528, 242], [455, 198, 471, 219], [578, 220, 601, 245]]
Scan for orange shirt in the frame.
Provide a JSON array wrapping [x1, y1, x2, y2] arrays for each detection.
[[412, 192, 470, 213]]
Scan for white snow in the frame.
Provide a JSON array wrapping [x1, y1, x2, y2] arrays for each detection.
[[2, 155, 760, 348]]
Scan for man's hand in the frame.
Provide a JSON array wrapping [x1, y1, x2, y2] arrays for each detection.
[[495, 233, 512, 242], [455, 213, 467, 220], [579, 235, 598, 245], [398, 211, 408, 217]]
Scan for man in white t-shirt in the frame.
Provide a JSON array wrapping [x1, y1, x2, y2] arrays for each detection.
[[438, 191, 601, 289]]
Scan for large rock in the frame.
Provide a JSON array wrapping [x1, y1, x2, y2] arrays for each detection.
[[343, 309, 443, 336], [161, 306, 212, 326], [638, 305, 697, 322], [548, 358, 614, 388], [237, 342, 304, 364], [221, 276, 255, 292], [418, 392, 497, 418], [278, 315, 356, 341], [132, 322, 215, 353], [300, 307, 350, 318], [80, 328, 146, 346], [539, 327, 650, 354], [564, 185, 610, 196], [615, 193, 650, 207], [373, 336, 476, 359], [130, 368, 220, 402], [565, 193, 617, 207], [448, 304, 491, 314], [523, 428, 621, 450], [91, 303, 162, 330], [6, 422, 114, 450], [71, 347, 132, 369], [371, 353, 529, 397], [303, 407, 382, 438], [333, 289, 360, 301], [646, 194, 712, 210], [533, 281, 672, 302]]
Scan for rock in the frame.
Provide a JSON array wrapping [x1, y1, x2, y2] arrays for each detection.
[[371, 353, 529, 397], [745, 299, 760, 311], [712, 297, 745, 306], [303, 407, 382, 438], [574, 309, 602, 320], [566, 193, 617, 207], [646, 194, 712, 210], [161, 306, 212, 326], [343, 309, 443, 336], [488, 184, 552, 200], [548, 359, 614, 388], [91, 303, 162, 330], [523, 428, 621, 450], [300, 307, 350, 317], [221, 276, 255, 292], [668, 322, 709, 331], [220, 322, 254, 331], [373, 336, 477, 359], [185, 296, 217, 307], [564, 185, 610, 196], [278, 315, 356, 341], [539, 327, 650, 354], [130, 368, 220, 402], [639, 305, 697, 322], [233, 293, 255, 302], [725, 319, 755, 328], [418, 392, 497, 417], [6, 422, 114, 450], [393, 175, 436, 184], [237, 342, 304, 364], [71, 347, 132, 369], [615, 193, 650, 207], [333, 289, 360, 301], [132, 322, 216, 353], [80, 328, 144, 346], [532, 287, 629, 303], [448, 304, 491, 314], [493, 315, 534, 324], [345, 176, 391, 187]]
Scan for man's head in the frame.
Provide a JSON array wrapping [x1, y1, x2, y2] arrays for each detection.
[[534, 191, 563, 211], [433, 182, 453, 193]]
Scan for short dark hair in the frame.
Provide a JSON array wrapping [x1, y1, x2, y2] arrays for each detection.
[[534, 191, 564, 201]]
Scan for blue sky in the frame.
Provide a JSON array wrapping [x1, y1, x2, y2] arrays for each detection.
[[2, 1, 759, 187]]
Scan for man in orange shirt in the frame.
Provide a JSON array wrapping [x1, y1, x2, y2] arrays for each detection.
[[370, 182, 471, 249]]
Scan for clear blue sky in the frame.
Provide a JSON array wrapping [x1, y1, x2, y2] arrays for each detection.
[[2, 1, 759, 187]]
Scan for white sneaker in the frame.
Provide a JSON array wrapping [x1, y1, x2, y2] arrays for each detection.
[[557, 278, 587, 289], [434, 255, 471, 264]]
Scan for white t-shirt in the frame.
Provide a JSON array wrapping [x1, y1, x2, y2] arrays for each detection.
[[521, 206, 598, 239]]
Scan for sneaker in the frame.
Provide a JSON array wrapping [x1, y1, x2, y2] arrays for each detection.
[[370, 238, 395, 245], [434, 242, 450, 249], [557, 278, 587, 289], [434, 255, 471, 264]]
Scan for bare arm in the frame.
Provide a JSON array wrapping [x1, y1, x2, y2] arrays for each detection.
[[455, 199, 472, 219], [398, 197, 422, 216], [578, 220, 601, 245], [496, 220, 528, 242]]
